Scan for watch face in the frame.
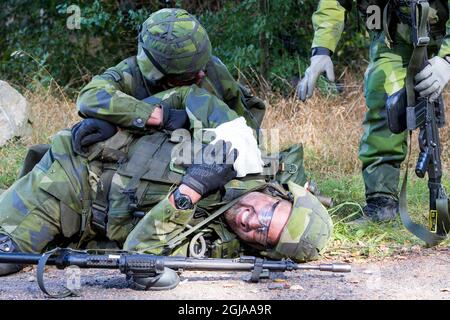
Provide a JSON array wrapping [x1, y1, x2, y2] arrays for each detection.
[[175, 190, 193, 210]]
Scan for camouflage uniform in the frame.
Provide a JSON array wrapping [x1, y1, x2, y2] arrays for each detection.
[[0, 86, 329, 262], [76, 56, 264, 132], [311, 0, 450, 199]]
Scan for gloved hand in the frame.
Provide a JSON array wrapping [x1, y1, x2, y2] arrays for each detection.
[[297, 54, 335, 102], [415, 56, 450, 102], [71, 118, 117, 155], [181, 140, 238, 196], [161, 104, 189, 131]]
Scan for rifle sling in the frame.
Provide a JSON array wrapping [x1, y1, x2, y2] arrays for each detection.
[[405, 0, 430, 107], [37, 248, 79, 299], [398, 142, 446, 246], [397, 1, 447, 246]]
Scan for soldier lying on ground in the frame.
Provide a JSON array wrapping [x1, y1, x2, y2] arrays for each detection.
[[0, 85, 333, 289]]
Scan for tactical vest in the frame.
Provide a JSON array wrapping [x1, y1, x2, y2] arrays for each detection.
[[83, 129, 306, 257]]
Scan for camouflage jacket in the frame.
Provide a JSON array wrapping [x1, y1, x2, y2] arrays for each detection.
[[76, 55, 263, 132], [312, 0, 450, 57], [45, 85, 268, 258]]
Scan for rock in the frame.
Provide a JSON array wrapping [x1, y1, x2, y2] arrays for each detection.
[[0, 81, 31, 146], [290, 285, 304, 291]]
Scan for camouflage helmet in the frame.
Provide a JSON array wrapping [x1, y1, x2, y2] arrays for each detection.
[[137, 8, 212, 81], [265, 181, 333, 262]]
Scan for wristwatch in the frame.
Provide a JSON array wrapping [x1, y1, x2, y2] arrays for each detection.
[[311, 47, 333, 57], [173, 188, 194, 210]]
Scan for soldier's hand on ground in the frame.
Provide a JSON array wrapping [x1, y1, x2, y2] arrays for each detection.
[[415, 56, 450, 102], [181, 140, 238, 196], [71, 118, 118, 155], [297, 54, 335, 102], [161, 104, 190, 131]]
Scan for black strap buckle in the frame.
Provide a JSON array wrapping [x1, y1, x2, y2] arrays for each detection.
[[91, 203, 108, 232], [122, 188, 138, 212], [416, 36, 430, 47]]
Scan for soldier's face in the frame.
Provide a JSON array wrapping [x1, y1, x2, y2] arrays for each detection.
[[224, 192, 292, 247]]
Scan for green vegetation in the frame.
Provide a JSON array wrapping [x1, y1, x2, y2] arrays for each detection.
[[0, 141, 28, 189], [1, 0, 368, 94]]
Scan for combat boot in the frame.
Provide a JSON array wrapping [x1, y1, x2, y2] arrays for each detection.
[[130, 267, 180, 291], [362, 196, 399, 222], [0, 234, 24, 276]]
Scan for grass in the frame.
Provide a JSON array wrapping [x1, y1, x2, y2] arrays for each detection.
[[0, 77, 449, 259], [0, 140, 28, 189]]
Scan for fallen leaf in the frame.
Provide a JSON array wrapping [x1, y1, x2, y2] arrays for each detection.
[[440, 288, 449, 292]]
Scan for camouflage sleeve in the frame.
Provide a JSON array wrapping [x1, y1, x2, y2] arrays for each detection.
[[206, 57, 247, 115], [123, 196, 194, 255], [144, 85, 240, 129], [76, 59, 158, 131], [201, 57, 262, 129], [438, 0, 450, 58], [311, 0, 347, 53]]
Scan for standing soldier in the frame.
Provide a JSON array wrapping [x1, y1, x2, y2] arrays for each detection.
[[298, 1, 450, 221]]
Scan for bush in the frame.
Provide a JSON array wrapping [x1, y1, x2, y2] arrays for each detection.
[[0, 0, 369, 95]]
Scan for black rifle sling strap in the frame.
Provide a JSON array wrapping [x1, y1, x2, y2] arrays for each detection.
[[399, 0, 446, 246], [91, 167, 116, 235], [37, 248, 79, 299]]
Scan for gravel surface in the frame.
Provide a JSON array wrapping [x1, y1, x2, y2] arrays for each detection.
[[0, 248, 448, 300]]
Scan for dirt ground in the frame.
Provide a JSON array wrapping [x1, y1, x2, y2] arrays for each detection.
[[0, 247, 448, 300]]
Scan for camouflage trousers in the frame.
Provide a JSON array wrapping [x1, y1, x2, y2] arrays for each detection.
[[359, 29, 439, 199], [0, 151, 67, 253]]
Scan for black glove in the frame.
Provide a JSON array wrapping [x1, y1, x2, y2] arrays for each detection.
[[71, 118, 118, 155], [161, 104, 189, 131], [181, 140, 238, 196]]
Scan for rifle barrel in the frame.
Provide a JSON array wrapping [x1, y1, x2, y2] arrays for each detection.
[[0, 252, 43, 265], [0, 252, 351, 273]]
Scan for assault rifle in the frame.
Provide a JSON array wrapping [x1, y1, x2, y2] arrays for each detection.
[[386, 0, 449, 245], [0, 248, 351, 297]]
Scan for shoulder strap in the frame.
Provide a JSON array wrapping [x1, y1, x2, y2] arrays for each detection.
[[125, 56, 153, 99], [205, 58, 225, 98], [166, 184, 268, 249]]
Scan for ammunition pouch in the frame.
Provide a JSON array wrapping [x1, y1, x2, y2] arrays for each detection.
[[386, 87, 408, 134]]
